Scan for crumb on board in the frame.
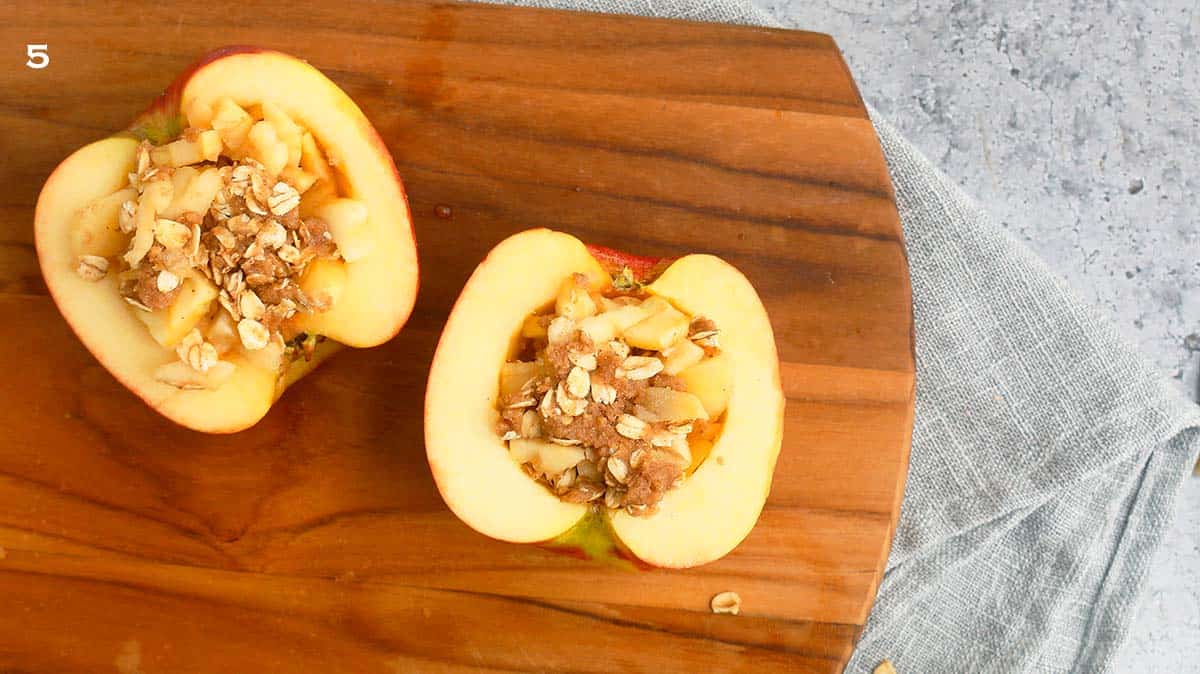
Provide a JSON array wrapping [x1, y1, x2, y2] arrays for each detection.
[[709, 590, 741, 615], [873, 659, 899, 674]]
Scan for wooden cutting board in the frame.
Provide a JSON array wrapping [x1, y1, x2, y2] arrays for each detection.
[[0, 1, 914, 672]]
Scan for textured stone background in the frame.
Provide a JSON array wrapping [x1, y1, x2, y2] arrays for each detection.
[[747, 0, 1200, 669]]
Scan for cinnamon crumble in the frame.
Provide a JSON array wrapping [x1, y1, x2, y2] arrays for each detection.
[[73, 99, 352, 391], [497, 271, 726, 517]]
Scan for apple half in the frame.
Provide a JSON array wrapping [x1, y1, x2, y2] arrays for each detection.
[[425, 229, 784, 568], [34, 47, 418, 433]]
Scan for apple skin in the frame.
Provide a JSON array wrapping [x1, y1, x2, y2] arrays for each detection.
[[583, 243, 673, 285], [129, 46, 265, 144], [538, 511, 656, 571], [36, 47, 418, 432]]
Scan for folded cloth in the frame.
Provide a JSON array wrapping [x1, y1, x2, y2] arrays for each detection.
[[851, 113, 1200, 673], [483, 1, 1200, 670]]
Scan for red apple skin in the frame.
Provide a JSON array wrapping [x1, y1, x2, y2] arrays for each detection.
[[538, 541, 590, 562], [536, 539, 653, 571], [584, 243, 673, 285], [128, 46, 264, 144]]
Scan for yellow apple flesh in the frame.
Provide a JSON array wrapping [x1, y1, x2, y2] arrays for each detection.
[[71, 187, 137, 258], [135, 273, 220, 349], [426, 231, 606, 542], [678, 353, 734, 418], [606, 256, 782, 568]]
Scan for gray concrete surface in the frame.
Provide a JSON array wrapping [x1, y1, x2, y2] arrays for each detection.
[[746, 0, 1199, 669]]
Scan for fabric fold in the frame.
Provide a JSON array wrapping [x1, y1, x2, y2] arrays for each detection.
[[849, 113, 1200, 673]]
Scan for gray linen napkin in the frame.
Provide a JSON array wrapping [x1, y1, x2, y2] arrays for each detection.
[[482, 1, 1200, 670]]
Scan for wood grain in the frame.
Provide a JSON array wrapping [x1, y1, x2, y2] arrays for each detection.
[[0, 1, 914, 671]]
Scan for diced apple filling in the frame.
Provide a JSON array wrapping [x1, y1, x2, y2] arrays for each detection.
[[70, 98, 376, 390], [495, 271, 730, 517]]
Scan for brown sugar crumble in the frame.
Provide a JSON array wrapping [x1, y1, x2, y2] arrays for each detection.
[[497, 271, 725, 516], [75, 112, 348, 391], [118, 142, 339, 342]]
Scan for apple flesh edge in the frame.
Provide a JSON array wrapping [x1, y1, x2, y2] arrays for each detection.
[[425, 229, 604, 543]]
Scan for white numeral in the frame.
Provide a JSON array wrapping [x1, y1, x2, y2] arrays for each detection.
[[26, 44, 49, 69]]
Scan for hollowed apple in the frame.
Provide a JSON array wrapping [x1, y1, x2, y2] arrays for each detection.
[[35, 47, 418, 433], [425, 229, 784, 568]]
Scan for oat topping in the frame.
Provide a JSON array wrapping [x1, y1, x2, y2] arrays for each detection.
[[119, 141, 340, 380], [497, 271, 725, 517], [237, 318, 270, 351], [73, 98, 350, 392], [156, 269, 181, 292], [75, 255, 109, 281], [617, 355, 663, 381], [710, 591, 741, 615], [176, 329, 218, 373], [689, 316, 720, 350]]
